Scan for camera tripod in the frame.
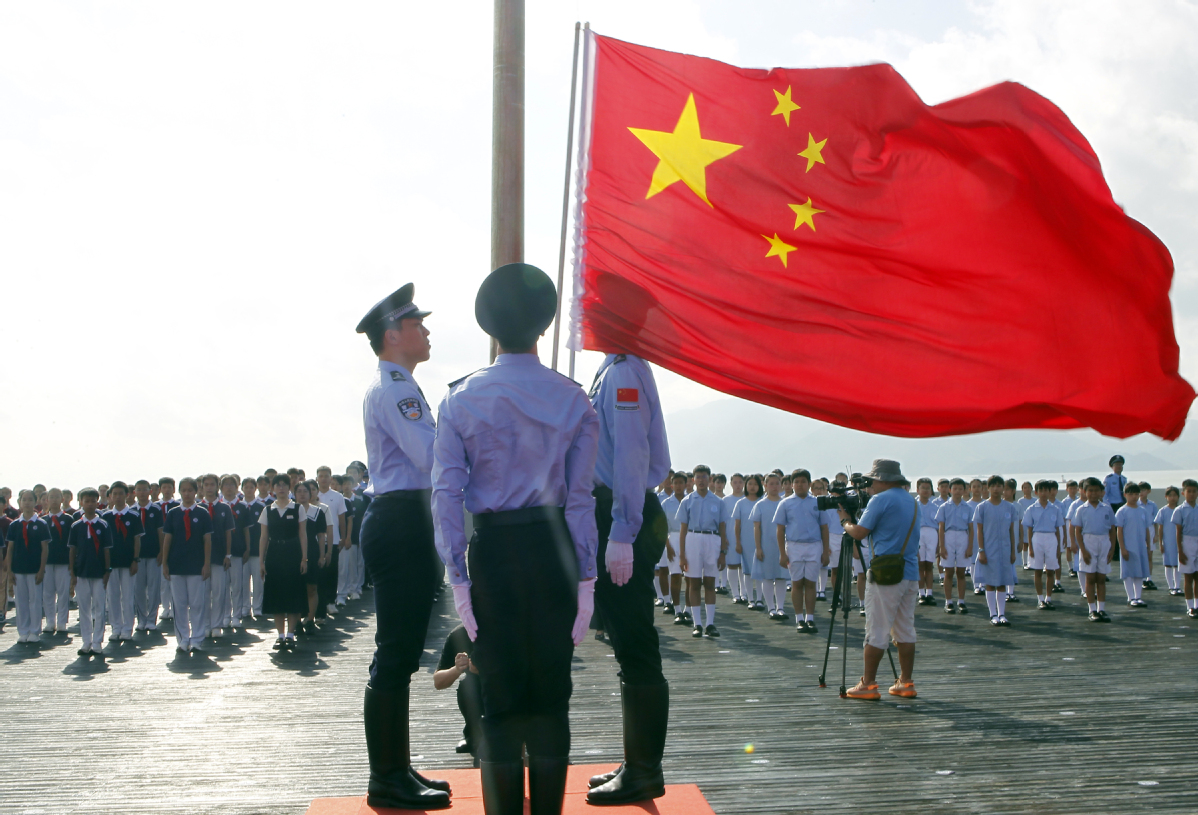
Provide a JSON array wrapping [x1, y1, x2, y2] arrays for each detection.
[[817, 525, 898, 696]]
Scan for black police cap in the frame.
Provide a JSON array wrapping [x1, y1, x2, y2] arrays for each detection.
[[475, 263, 557, 347], [1110, 454, 1125, 465], [355, 283, 431, 334]]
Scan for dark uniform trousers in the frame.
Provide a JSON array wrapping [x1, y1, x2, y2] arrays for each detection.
[[360, 491, 441, 691], [593, 488, 667, 687], [469, 508, 578, 762]]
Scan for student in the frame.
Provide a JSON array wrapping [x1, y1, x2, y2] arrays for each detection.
[[974, 475, 1017, 626], [61, 489, 76, 515], [1062, 480, 1081, 578], [238, 476, 263, 622], [721, 473, 745, 599], [711, 473, 729, 593], [936, 478, 972, 613], [774, 469, 829, 633], [296, 480, 328, 633], [97, 484, 110, 511], [324, 474, 351, 617], [433, 624, 484, 762], [914, 478, 939, 605], [132, 480, 165, 632], [677, 464, 727, 637], [219, 475, 249, 629], [259, 474, 309, 649], [161, 477, 214, 654], [781, 474, 793, 498], [1114, 483, 1150, 607], [935, 479, 951, 506], [157, 477, 179, 620], [1002, 479, 1023, 601], [1017, 481, 1036, 569], [751, 473, 787, 618], [1138, 482, 1158, 591], [1175, 481, 1198, 618], [102, 481, 144, 642], [1075, 476, 1117, 622], [69, 489, 112, 656], [199, 474, 236, 638], [810, 478, 841, 601], [1104, 455, 1128, 513], [1023, 480, 1064, 609], [41, 488, 73, 635], [316, 467, 347, 615], [660, 473, 686, 620], [733, 475, 763, 606], [1156, 486, 1182, 596], [5, 490, 51, 643]]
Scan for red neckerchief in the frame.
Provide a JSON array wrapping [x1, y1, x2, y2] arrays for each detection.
[[22, 518, 30, 547], [115, 511, 127, 537], [139, 505, 147, 527], [183, 507, 192, 540], [51, 514, 62, 535], [84, 516, 100, 555]]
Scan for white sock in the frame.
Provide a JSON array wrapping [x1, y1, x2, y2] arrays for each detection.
[[1164, 566, 1177, 590], [1088, 602, 1097, 612], [688, 606, 700, 624], [1037, 594, 1045, 604], [773, 579, 787, 612], [985, 590, 998, 617], [1097, 600, 1105, 611], [730, 569, 743, 598], [996, 592, 1007, 617], [705, 604, 716, 627], [1124, 577, 1136, 600], [817, 571, 826, 594]]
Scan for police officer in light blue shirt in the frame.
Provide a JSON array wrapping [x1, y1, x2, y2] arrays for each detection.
[[1104, 455, 1128, 511], [432, 264, 599, 815], [585, 352, 671, 807], [354, 283, 449, 811]]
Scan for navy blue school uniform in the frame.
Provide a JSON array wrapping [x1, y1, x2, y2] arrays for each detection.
[[200, 499, 236, 562], [164, 504, 213, 576], [102, 508, 145, 570], [5, 516, 52, 574], [44, 512, 74, 567], [134, 502, 164, 560], [241, 499, 265, 558], [225, 500, 248, 560], [69, 517, 114, 579]]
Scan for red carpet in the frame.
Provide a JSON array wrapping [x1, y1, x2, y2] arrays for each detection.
[[306, 765, 714, 814]]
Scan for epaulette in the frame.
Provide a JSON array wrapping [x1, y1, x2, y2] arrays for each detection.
[[448, 369, 485, 389], [613, 353, 627, 363]]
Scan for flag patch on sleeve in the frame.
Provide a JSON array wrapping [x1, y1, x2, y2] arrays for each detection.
[[615, 388, 639, 410]]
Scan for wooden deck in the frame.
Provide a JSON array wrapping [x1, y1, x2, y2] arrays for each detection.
[[1, 575, 1195, 814]]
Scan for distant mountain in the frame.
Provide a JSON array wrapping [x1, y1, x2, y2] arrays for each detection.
[[662, 397, 1193, 478]]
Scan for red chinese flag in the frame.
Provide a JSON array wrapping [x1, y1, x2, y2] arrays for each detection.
[[571, 34, 1194, 439]]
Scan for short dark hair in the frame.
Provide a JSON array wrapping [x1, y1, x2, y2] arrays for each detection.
[[987, 475, 1005, 488], [671, 473, 686, 484], [78, 488, 100, 501], [937, 479, 950, 486], [1005, 478, 1017, 489], [916, 477, 932, 488], [731, 472, 744, 480], [1082, 477, 1103, 490], [1035, 479, 1052, 491], [272, 474, 292, 488], [135, 479, 150, 488], [1066, 480, 1078, 488], [1138, 481, 1151, 490], [1183, 479, 1198, 490], [712, 473, 727, 484], [950, 478, 967, 488], [159, 476, 175, 487], [791, 469, 811, 482], [693, 464, 711, 476], [1166, 485, 1180, 497], [1123, 482, 1141, 494], [179, 477, 199, 492], [110, 481, 129, 494]]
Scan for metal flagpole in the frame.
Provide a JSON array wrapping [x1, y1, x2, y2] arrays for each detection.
[[568, 22, 592, 382], [490, 0, 524, 363], [550, 22, 582, 372]]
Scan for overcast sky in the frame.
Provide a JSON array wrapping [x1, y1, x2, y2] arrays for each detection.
[[1, 0, 1195, 490]]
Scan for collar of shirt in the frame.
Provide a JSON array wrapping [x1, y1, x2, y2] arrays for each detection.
[[379, 360, 415, 381], [493, 352, 541, 369]]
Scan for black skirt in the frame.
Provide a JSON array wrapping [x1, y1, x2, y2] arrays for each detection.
[[262, 538, 307, 615]]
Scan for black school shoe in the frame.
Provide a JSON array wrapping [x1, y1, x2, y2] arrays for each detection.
[[1088, 610, 1101, 622], [1053, 582, 1064, 592], [653, 598, 664, 607], [1097, 610, 1111, 622], [957, 602, 968, 614], [1143, 579, 1158, 590], [691, 625, 703, 638], [944, 601, 956, 613], [672, 614, 687, 626], [806, 621, 817, 634], [796, 620, 809, 632], [1187, 608, 1198, 618], [662, 603, 674, 615], [705, 625, 720, 638]]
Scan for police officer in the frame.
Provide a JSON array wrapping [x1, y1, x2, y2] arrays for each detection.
[[355, 284, 449, 810], [432, 263, 599, 815], [584, 353, 671, 806]]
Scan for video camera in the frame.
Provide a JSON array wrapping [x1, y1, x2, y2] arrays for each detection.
[[815, 473, 871, 515]]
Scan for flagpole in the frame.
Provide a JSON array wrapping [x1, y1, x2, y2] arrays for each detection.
[[568, 22, 591, 382], [550, 22, 582, 373], [490, 0, 524, 364]]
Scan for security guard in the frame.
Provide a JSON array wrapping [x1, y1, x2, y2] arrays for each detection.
[[355, 283, 449, 810], [585, 353, 671, 806], [432, 263, 599, 815]]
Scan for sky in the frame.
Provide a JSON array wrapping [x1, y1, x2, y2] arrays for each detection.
[[1, 0, 1196, 489]]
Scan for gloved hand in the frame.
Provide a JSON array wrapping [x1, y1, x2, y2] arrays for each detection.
[[572, 579, 596, 646], [452, 583, 478, 641], [605, 541, 634, 586]]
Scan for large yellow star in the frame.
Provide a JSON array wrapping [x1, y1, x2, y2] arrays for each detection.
[[629, 94, 743, 207], [771, 86, 801, 126], [762, 233, 798, 268], [798, 133, 827, 172], [788, 198, 825, 231]]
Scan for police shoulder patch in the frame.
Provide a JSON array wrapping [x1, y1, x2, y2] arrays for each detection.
[[448, 369, 484, 389], [389, 370, 407, 382], [398, 397, 423, 421], [613, 354, 627, 364]]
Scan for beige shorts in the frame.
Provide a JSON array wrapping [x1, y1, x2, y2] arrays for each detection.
[[941, 529, 971, 569], [785, 541, 823, 582], [918, 527, 938, 563], [864, 579, 918, 649], [1078, 534, 1111, 575], [682, 532, 720, 579], [1028, 532, 1060, 571]]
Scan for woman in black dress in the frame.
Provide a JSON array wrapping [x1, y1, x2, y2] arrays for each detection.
[[296, 480, 328, 634], [259, 474, 308, 650]]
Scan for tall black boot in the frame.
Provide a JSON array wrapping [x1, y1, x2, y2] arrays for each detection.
[[586, 680, 668, 805], [363, 684, 450, 810], [528, 756, 569, 815], [480, 760, 525, 815]]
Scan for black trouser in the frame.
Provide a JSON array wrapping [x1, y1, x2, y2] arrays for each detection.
[[458, 674, 485, 753], [469, 511, 578, 761], [594, 488, 667, 687], [360, 492, 440, 691]]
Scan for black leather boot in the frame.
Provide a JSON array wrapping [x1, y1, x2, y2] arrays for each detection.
[[410, 766, 450, 792], [588, 762, 623, 788], [586, 681, 668, 805], [363, 685, 450, 810], [480, 760, 525, 815], [528, 756, 569, 815]]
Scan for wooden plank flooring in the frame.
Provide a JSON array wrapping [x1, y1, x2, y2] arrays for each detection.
[[1, 575, 1195, 814]]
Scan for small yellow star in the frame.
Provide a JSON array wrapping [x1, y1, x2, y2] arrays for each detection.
[[629, 93, 743, 206], [798, 133, 827, 172], [762, 233, 798, 268], [771, 86, 801, 126], [788, 198, 825, 231]]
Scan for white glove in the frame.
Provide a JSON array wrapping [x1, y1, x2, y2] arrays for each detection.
[[452, 583, 478, 642], [605, 541, 634, 586], [572, 579, 596, 646]]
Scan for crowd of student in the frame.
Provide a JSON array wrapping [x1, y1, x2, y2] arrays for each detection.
[[0, 463, 375, 657]]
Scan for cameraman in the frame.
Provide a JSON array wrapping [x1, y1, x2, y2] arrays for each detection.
[[837, 460, 920, 700]]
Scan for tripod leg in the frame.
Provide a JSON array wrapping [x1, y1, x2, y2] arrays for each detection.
[[820, 534, 852, 688], [886, 643, 898, 680], [839, 542, 852, 695]]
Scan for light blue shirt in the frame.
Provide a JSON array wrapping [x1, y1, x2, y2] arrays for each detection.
[[431, 354, 599, 587], [676, 490, 726, 535], [362, 361, 436, 494], [773, 494, 826, 542], [732, 497, 758, 550], [935, 499, 972, 531], [1073, 501, 1115, 535], [1141, 499, 1158, 521], [1023, 501, 1064, 534], [722, 494, 742, 527], [1115, 504, 1150, 548], [1174, 501, 1198, 536], [1156, 505, 1177, 548], [973, 500, 1014, 553], [917, 498, 939, 530], [661, 494, 683, 534], [856, 486, 919, 582], [1103, 472, 1128, 505], [589, 354, 671, 543]]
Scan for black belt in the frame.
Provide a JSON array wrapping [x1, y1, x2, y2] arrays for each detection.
[[474, 505, 565, 529], [592, 485, 655, 500], [374, 488, 431, 502], [689, 529, 718, 535]]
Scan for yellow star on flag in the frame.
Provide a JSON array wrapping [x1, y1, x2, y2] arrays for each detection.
[[629, 93, 743, 206], [762, 233, 798, 267], [771, 86, 801, 126], [788, 198, 825, 231], [798, 133, 827, 172]]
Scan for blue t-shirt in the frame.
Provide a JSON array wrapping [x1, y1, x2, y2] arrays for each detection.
[[935, 499, 973, 531], [5, 517, 51, 573], [856, 487, 919, 581], [772, 494, 825, 542]]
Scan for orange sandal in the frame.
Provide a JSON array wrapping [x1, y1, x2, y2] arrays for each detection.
[[844, 679, 881, 700], [889, 680, 917, 698]]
